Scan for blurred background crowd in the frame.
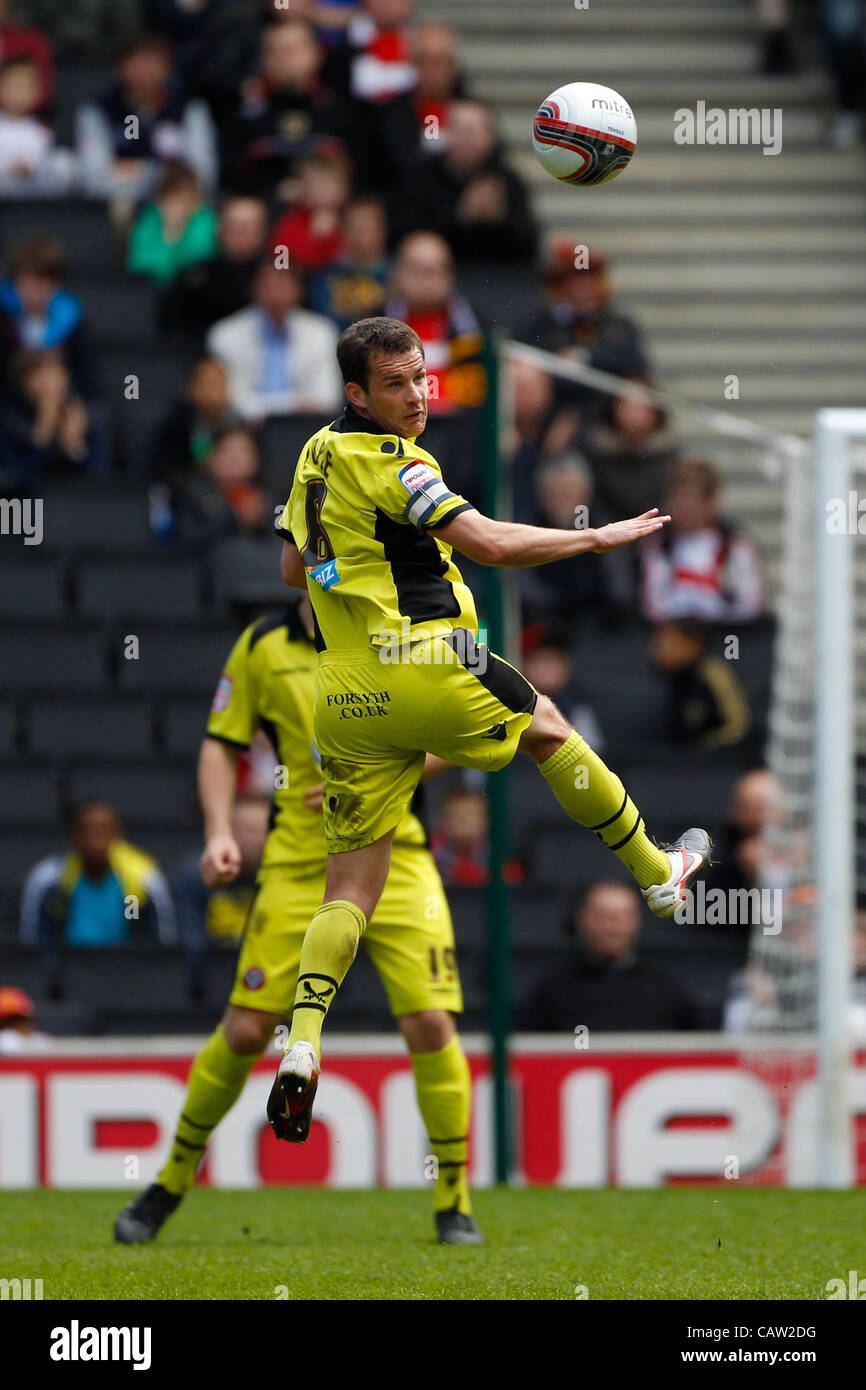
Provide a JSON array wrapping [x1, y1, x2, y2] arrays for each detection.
[[0, 0, 862, 1041]]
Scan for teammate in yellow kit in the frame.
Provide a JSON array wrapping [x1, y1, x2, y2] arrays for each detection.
[[115, 595, 482, 1246], [270, 316, 712, 1142]]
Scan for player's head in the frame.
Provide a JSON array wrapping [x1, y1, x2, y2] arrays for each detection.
[[338, 316, 428, 438], [572, 879, 641, 961], [68, 800, 121, 875]]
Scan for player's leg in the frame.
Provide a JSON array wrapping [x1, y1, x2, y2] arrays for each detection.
[[364, 843, 481, 1243], [114, 1005, 276, 1244], [519, 694, 712, 914], [117, 868, 317, 1241], [270, 828, 397, 1141], [397, 1010, 482, 1246]]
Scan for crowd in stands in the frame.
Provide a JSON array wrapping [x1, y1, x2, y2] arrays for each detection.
[[0, 0, 788, 1034]]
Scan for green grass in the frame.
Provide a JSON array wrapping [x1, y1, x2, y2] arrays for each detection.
[[0, 1188, 861, 1300]]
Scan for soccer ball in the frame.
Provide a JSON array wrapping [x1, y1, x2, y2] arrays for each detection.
[[532, 82, 637, 186]]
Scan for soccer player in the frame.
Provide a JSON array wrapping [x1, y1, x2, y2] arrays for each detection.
[[115, 596, 483, 1246], [270, 316, 712, 1138]]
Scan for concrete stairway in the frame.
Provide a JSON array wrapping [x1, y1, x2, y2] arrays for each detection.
[[418, 0, 866, 587]]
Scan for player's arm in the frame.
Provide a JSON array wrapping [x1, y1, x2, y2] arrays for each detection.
[[280, 539, 308, 590], [435, 506, 670, 567], [198, 737, 243, 886]]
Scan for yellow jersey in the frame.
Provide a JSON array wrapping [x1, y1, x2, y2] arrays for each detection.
[[205, 602, 429, 870], [277, 404, 477, 654]]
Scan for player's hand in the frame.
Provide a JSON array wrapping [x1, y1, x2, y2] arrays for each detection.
[[200, 833, 242, 886], [303, 782, 324, 814], [591, 508, 670, 553]]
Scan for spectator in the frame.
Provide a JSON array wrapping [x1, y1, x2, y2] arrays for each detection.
[[221, 18, 365, 196], [149, 356, 240, 492], [650, 618, 752, 752], [174, 423, 271, 547], [392, 99, 536, 264], [309, 194, 389, 329], [20, 801, 176, 947], [0, 0, 53, 112], [75, 32, 217, 202], [708, 767, 779, 901], [127, 160, 218, 285], [430, 786, 523, 886], [206, 260, 341, 422], [371, 21, 465, 183], [520, 879, 704, 1032], [518, 453, 607, 625], [0, 987, 51, 1054], [520, 626, 604, 752], [335, 0, 416, 105], [516, 241, 648, 430], [639, 459, 766, 623], [159, 194, 269, 336], [0, 55, 75, 196], [270, 146, 351, 272], [819, 0, 866, 147], [174, 795, 270, 953], [582, 385, 678, 520], [0, 348, 105, 483], [385, 231, 484, 415], [144, 0, 260, 123], [756, 0, 795, 74], [0, 238, 97, 399]]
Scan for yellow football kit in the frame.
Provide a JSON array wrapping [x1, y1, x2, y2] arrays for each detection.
[[205, 603, 462, 1018], [278, 405, 538, 853]]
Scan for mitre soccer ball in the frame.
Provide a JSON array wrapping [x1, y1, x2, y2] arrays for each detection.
[[532, 82, 637, 186]]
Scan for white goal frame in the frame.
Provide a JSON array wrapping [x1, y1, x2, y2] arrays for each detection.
[[814, 408, 863, 1187]]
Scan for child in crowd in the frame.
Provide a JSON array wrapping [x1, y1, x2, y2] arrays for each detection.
[[127, 161, 218, 285]]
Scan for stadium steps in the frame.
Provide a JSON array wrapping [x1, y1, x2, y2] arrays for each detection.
[[419, 0, 866, 611]]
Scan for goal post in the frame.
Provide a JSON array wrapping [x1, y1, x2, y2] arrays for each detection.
[[813, 409, 863, 1187]]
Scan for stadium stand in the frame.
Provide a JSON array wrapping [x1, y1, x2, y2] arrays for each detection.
[[3, 0, 848, 1036]]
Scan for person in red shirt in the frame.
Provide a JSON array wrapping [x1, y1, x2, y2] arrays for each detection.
[[430, 787, 523, 887], [270, 145, 350, 272], [0, 0, 53, 113]]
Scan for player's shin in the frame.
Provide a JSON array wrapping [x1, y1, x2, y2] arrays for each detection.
[[411, 1036, 472, 1216], [157, 1026, 258, 1196], [538, 729, 670, 889], [287, 899, 367, 1054]]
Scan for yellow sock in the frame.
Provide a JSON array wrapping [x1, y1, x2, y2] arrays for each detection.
[[411, 1036, 472, 1216], [539, 729, 670, 890], [287, 899, 367, 1055], [157, 1026, 257, 1195]]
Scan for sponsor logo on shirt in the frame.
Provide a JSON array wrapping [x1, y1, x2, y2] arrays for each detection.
[[398, 461, 437, 494], [310, 560, 340, 590]]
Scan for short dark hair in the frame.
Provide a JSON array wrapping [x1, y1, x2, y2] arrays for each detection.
[[8, 236, 67, 283], [337, 317, 424, 389]]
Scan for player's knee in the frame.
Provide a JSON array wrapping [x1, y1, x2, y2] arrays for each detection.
[[221, 1008, 274, 1056], [521, 694, 572, 760], [399, 1009, 455, 1054]]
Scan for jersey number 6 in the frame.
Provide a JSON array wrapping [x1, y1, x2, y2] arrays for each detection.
[[302, 479, 336, 567]]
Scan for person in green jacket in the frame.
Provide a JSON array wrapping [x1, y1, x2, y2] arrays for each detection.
[[127, 159, 218, 286]]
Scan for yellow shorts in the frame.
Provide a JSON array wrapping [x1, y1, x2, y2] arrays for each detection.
[[316, 629, 538, 853], [229, 845, 462, 1018]]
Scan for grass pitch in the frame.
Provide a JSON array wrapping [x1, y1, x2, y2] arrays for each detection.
[[0, 1188, 859, 1301]]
